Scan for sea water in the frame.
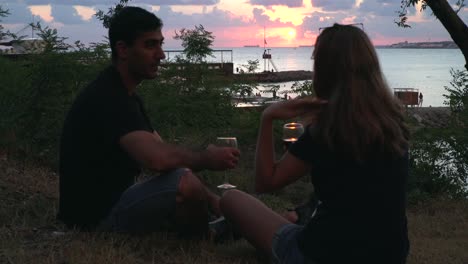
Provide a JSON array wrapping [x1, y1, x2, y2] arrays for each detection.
[[209, 47, 464, 107]]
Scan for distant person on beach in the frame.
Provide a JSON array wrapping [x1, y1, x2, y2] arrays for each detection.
[[419, 92, 423, 107], [220, 24, 410, 264], [58, 6, 240, 236]]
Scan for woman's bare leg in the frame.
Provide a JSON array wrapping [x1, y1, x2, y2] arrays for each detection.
[[220, 189, 290, 254]]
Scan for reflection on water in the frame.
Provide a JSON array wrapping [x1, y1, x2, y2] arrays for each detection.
[[213, 47, 464, 107]]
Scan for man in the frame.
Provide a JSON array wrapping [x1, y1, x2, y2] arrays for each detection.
[[58, 6, 240, 236]]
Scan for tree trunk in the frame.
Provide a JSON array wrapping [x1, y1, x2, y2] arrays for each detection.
[[426, 0, 468, 71]]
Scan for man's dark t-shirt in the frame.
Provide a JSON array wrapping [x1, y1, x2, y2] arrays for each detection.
[[289, 126, 409, 264], [58, 66, 153, 229]]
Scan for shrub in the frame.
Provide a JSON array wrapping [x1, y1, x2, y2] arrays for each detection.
[[407, 69, 468, 202], [0, 50, 108, 165]]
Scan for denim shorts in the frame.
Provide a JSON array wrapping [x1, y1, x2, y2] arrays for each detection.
[[271, 223, 317, 264], [99, 168, 184, 233]]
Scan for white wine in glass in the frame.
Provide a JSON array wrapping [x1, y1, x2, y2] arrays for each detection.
[[282, 123, 304, 150], [216, 137, 238, 190]]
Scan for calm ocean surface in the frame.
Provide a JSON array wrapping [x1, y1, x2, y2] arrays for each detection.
[[205, 47, 464, 107]]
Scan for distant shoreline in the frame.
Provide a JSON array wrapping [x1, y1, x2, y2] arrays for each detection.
[[232, 70, 312, 83], [207, 41, 459, 49], [385, 40, 457, 49]]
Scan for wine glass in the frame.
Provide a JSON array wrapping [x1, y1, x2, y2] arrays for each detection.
[[216, 137, 238, 191], [282, 122, 304, 151]]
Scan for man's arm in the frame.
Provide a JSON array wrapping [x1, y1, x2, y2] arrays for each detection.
[[120, 130, 240, 172]]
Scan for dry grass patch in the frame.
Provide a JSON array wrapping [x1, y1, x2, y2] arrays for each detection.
[[1, 159, 467, 264], [407, 199, 468, 264]]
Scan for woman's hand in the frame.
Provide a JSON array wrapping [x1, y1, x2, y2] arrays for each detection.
[[262, 97, 327, 121]]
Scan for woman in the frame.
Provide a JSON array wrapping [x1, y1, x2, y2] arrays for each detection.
[[220, 24, 410, 264]]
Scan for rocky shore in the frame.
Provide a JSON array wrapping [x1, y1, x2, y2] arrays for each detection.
[[405, 106, 451, 128], [233, 70, 313, 83], [236, 102, 454, 127]]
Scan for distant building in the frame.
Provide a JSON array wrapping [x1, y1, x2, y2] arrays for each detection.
[[0, 38, 46, 55]]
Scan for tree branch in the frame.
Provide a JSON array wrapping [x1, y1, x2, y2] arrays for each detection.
[[425, 0, 468, 70]]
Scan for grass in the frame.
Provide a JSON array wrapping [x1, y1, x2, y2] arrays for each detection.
[[1, 154, 467, 264]]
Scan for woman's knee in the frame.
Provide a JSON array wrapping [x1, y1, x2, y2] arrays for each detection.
[[220, 189, 244, 213], [177, 169, 207, 201]]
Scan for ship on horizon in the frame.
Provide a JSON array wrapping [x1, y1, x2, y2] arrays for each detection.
[[244, 44, 260, 47]]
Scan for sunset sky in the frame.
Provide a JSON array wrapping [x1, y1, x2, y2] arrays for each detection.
[[1, 0, 467, 48]]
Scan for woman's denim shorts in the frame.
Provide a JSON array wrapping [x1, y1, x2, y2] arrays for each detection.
[[271, 223, 317, 264]]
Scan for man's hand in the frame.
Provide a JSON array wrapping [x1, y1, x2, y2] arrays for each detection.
[[121, 131, 240, 172], [202, 144, 240, 171]]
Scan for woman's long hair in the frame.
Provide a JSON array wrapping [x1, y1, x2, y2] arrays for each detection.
[[312, 24, 409, 161]]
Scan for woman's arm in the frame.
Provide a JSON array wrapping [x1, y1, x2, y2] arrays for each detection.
[[255, 98, 325, 193]]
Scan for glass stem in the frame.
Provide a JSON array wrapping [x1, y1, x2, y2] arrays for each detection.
[[224, 170, 229, 183]]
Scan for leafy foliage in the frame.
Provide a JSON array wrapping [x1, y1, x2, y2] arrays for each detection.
[[454, 0, 466, 12], [395, 0, 465, 28], [241, 59, 260, 73], [230, 83, 257, 99], [395, 0, 427, 28], [407, 69, 468, 201], [0, 5, 9, 40], [0, 5, 18, 41], [30, 22, 71, 52], [444, 69, 468, 113], [0, 19, 238, 164], [409, 129, 467, 201], [95, 0, 130, 29], [140, 59, 236, 140], [288, 80, 315, 97], [0, 48, 109, 164], [394, 0, 468, 201], [174, 25, 215, 63]]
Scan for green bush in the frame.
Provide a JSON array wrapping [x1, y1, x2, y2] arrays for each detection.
[[0, 51, 108, 165], [407, 69, 468, 202], [0, 51, 242, 166], [140, 61, 236, 142], [408, 129, 467, 202]]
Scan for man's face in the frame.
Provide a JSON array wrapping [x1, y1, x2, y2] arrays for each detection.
[[125, 30, 166, 80]]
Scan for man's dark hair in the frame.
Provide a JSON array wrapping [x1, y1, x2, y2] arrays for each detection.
[[109, 6, 163, 60]]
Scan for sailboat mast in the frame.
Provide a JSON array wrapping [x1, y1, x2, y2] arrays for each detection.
[[31, 15, 34, 38], [263, 26, 266, 72], [263, 26, 265, 50]]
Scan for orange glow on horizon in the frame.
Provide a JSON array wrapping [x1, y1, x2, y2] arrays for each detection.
[[288, 29, 296, 39], [266, 27, 298, 46], [210, 26, 317, 47], [187, 24, 408, 48]]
